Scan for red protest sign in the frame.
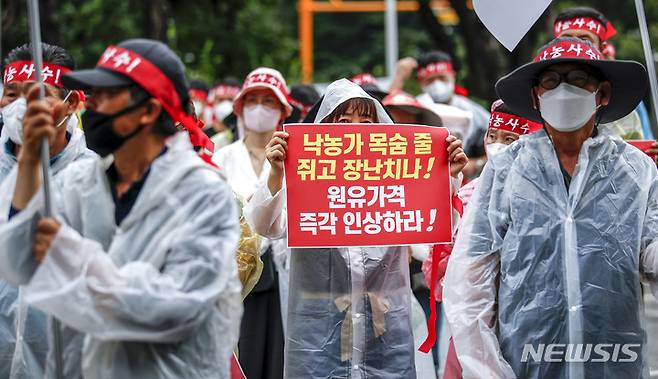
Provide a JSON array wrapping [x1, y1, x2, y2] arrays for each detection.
[[283, 123, 453, 248], [627, 140, 656, 157]]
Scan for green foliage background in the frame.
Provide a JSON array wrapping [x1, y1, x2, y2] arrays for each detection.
[[1, 0, 656, 101]]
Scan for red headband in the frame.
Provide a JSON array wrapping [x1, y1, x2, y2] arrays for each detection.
[[212, 84, 240, 100], [554, 17, 617, 42], [96, 46, 214, 162], [417, 62, 454, 80], [3, 60, 71, 88], [489, 111, 543, 135], [189, 89, 208, 101], [289, 98, 312, 117], [534, 41, 603, 62], [351, 73, 379, 86]]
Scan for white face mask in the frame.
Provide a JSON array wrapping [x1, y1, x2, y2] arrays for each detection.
[[214, 100, 233, 122], [485, 142, 509, 158], [423, 79, 455, 103], [1, 98, 27, 144], [538, 83, 598, 132], [243, 104, 281, 133]]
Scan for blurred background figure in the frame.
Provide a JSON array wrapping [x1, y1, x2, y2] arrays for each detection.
[[207, 77, 242, 150], [286, 84, 320, 123]]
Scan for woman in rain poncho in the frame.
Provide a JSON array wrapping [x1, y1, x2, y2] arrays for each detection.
[[245, 78, 468, 378]]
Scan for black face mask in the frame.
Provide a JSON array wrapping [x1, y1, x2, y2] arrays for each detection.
[[82, 100, 148, 157]]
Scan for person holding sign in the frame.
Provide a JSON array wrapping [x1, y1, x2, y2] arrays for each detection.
[[443, 37, 658, 378], [0, 39, 241, 378], [245, 78, 467, 378]]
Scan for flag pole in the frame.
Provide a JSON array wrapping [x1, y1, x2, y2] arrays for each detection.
[[26, 1, 63, 378], [635, 0, 658, 129]]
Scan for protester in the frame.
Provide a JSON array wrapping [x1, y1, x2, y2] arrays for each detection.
[[189, 79, 210, 120], [457, 99, 543, 206], [390, 52, 489, 160], [207, 77, 241, 150], [245, 78, 467, 378], [213, 67, 292, 379], [0, 44, 91, 183], [286, 83, 320, 123], [444, 37, 658, 378], [554, 6, 655, 142], [0, 42, 96, 378], [383, 89, 442, 126], [0, 38, 241, 378], [418, 99, 543, 379]]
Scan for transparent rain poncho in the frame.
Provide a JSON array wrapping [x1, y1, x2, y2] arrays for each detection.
[[443, 129, 658, 378], [246, 79, 419, 378], [0, 111, 95, 379], [0, 133, 242, 378]]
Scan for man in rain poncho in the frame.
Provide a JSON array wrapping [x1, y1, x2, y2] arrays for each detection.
[[0, 42, 95, 378], [246, 78, 468, 378], [0, 39, 241, 378], [443, 37, 658, 378]]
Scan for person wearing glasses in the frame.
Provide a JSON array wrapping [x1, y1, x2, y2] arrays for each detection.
[[442, 37, 658, 378]]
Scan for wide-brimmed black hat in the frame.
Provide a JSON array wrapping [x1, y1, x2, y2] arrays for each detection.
[[496, 37, 648, 124]]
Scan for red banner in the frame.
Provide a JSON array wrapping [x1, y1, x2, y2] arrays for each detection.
[[628, 140, 656, 158], [283, 123, 453, 248]]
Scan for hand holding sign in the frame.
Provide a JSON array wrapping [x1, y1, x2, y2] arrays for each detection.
[[473, 0, 553, 51]]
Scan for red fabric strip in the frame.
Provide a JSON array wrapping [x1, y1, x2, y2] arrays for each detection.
[[489, 111, 543, 135], [3, 60, 71, 88]]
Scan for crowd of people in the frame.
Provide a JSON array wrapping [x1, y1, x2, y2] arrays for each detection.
[[0, 5, 656, 379]]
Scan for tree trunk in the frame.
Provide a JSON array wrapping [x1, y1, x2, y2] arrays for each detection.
[[144, 0, 169, 41], [40, 0, 61, 46], [448, 0, 506, 101], [417, 0, 457, 68]]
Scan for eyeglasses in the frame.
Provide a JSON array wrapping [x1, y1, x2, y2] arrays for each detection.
[[536, 69, 599, 90]]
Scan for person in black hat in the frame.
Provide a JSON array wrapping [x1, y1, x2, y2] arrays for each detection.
[[0, 39, 241, 378], [553, 6, 656, 143], [285, 84, 320, 123], [443, 37, 658, 379]]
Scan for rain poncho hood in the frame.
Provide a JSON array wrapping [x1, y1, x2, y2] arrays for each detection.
[[0, 132, 242, 378], [314, 78, 392, 124], [443, 129, 658, 378]]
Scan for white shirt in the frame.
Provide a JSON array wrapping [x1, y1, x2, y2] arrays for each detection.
[[213, 139, 271, 202]]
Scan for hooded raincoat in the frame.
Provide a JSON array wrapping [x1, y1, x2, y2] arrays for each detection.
[[443, 129, 658, 379], [0, 110, 96, 379], [0, 133, 242, 379], [246, 79, 418, 378]]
